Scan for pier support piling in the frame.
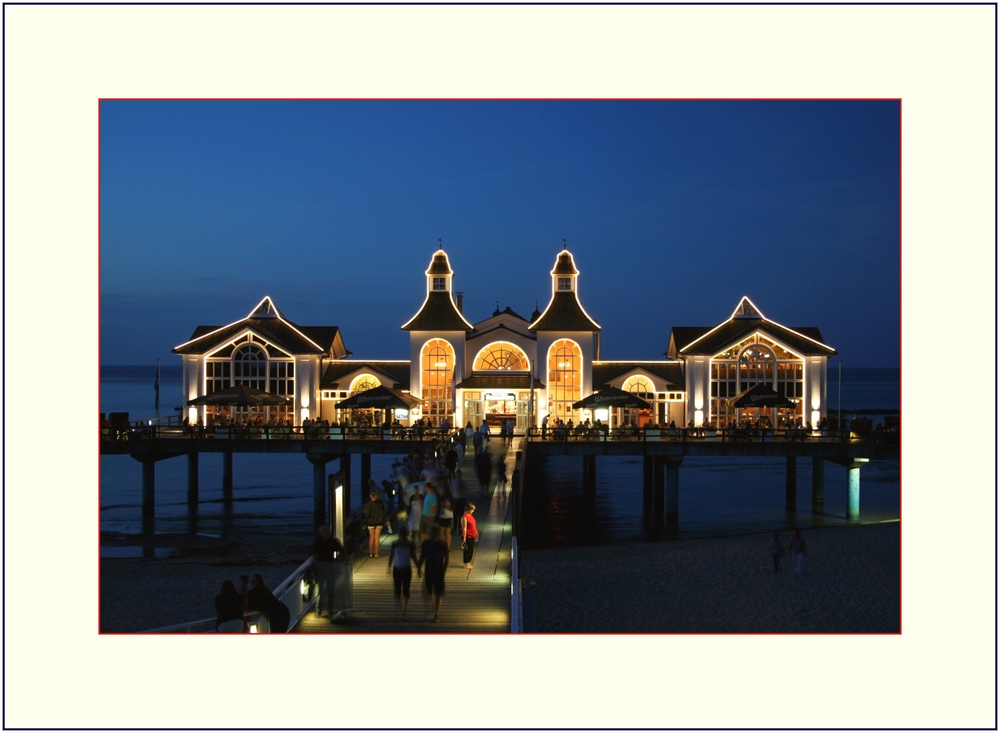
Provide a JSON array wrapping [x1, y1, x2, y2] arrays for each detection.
[[582, 455, 597, 493], [308, 454, 340, 528], [652, 457, 665, 530], [665, 458, 681, 530], [642, 456, 654, 517], [341, 454, 352, 514], [785, 455, 797, 512], [811, 457, 825, 513], [141, 460, 156, 533], [187, 452, 199, 508], [845, 459, 869, 522], [222, 451, 233, 499], [360, 454, 371, 500]]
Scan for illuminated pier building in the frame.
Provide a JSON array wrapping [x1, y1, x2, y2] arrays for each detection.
[[175, 247, 837, 429]]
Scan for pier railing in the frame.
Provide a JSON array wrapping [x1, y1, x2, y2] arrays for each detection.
[[140, 554, 319, 633], [523, 425, 898, 447], [101, 423, 460, 443]]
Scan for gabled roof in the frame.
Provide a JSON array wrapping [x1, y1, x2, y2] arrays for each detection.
[[592, 361, 685, 389], [667, 297, 836, 358], [320, 361, 411, 391], [401, 292, 474, 332], [468, 321, 537, 342], [529, 292, 601, 332], [173, 297, 350, 357]]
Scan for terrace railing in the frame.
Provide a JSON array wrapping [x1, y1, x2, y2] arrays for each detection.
[[100, 423, 460, 442], [523, 425, 898, 447]]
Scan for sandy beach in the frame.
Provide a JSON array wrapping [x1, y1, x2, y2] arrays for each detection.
[[100, 536, 309, 632], [101, 521, 899, 633], [519, 522, 900, 633]]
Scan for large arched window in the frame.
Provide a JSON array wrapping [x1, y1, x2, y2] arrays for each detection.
[[473, 341, 530, 371], [622, 375, 654, 399], [349, 374, 382, 395], [711, 334, 802, 426], [421, 339, 455, 426], [547, 339, 581, 422], [233, 344, 267, 391]]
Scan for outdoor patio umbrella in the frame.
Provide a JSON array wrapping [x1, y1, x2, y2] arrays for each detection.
[[187, 384, 293, 407], [334, 386, 422, 425], [573, 386, 652, 410], [335, 385, 422, 411], [726, 383, 795, 409]]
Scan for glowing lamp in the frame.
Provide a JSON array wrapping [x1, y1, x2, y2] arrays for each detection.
[[248, 623, 259, 634]]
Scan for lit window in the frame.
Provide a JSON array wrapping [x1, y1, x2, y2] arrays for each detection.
[[547, 339, 581, 420], [421, 339, 455, 426], [474, 342, 530, 371]]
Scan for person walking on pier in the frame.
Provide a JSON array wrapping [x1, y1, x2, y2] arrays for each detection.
[[419, 482, 438, 545], [444, 444, 458, 481], [437, 486, 455, 547], [450, 469, 468, 533], [418, 526, 449, 622], [460, 503, 479, 570], [387, 527, 419, 619], [364, 489, 388, 558], [768, 532, 785, 573], [314, 526, 346, 617], [472, 427, 484, 457], [407, 487, 423, 540], [475, 450, 492, 498], [789, 530, 807, 574], [496, 454, 508, 496]]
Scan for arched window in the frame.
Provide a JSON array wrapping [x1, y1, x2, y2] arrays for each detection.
[[421, 339, 455, 426], [622, 375, 654, 399], [711, 334, 802, 426], [547, 339, 581, 422], [473, 341, 530, 371], [233, 344, 267, 391], [349, 374, 382, 395], [737, 343, 776, 391]]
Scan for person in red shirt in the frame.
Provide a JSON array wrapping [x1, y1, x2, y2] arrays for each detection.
[[460, 503, 479, 569]]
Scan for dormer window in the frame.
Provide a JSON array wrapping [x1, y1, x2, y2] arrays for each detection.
[[433, 277, 446, 291], [557, 277, 571, 291]]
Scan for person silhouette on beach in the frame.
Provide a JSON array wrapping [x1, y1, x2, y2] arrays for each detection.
[[789, 530, 807, 574], [769, 532, 785, 573]]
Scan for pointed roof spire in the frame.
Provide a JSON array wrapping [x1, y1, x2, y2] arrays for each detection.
[[530, 248, 600, 331], [247, 296, 282, 319], [730, 296, 764, 319], [563, 238, 567, 250], [439, 238, 443, 250], [402, 248, 473, 331]]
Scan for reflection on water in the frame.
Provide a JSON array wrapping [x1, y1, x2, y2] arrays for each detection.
[[517, 455, 900, 550]]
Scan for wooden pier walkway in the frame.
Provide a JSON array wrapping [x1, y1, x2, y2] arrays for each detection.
[[294, 440, 519, 633]]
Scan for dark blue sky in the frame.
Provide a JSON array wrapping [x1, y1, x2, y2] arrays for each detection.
[[100, 100, 900, 367]]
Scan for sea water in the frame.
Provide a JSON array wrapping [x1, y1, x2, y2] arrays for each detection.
[[99, 366, 900, 554]]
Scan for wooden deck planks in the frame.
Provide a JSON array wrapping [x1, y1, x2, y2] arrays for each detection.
[[294, 442, 517, 634]]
